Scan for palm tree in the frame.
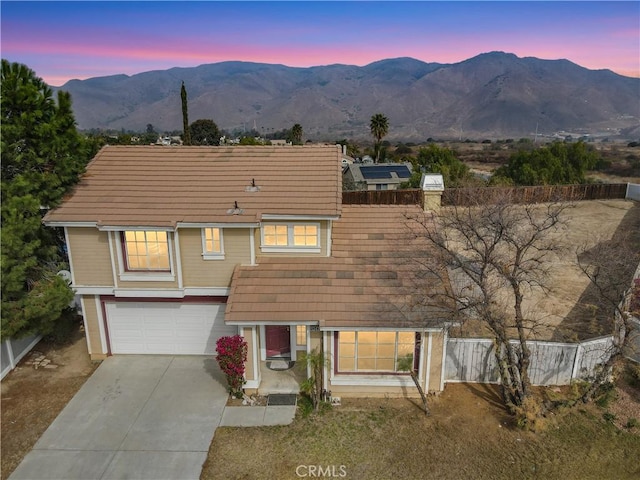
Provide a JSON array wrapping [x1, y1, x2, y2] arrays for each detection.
[[370, 113, 389, 163], [291, 123, 303, 145]]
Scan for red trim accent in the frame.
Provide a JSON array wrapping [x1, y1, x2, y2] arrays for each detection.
[[99, 295, 228, 304], [100, 299, 112, 356]]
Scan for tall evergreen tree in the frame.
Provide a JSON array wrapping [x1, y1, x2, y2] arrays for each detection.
[[181, 81, 191, 145], [1, 60, 90, 338]]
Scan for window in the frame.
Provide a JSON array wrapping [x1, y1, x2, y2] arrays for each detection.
[[263, 225, 288, 246], [261, 223, 320, 251], [296, 326, 307, 346], [337, 331, 415, 373], [293, 225, 317, 246], [123, 231, 170, 271], [202, 227, 224, 259]]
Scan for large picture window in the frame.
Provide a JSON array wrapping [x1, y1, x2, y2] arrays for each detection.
[[262, 223, 320, 251], [337, 331, 415, 373], [123, 231, 170, 271]]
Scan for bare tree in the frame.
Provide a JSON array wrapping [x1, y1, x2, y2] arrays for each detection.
[[576, 231, 640, 402], [406, 191, 568, 415]]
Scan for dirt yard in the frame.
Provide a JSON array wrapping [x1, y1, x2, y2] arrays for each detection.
[[0, 326, 97, 479], [450, 199, 640, 341], [535, 199, 638, 340]]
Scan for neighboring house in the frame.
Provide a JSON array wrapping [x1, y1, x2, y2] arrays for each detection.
[[44, 145, 448, 397], [343, 162, 413, 191]]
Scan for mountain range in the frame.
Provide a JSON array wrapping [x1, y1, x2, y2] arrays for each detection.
[[55, 52, 640, 140]]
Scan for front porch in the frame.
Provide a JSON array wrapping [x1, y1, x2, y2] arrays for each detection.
[[257, 361, 305, 394]]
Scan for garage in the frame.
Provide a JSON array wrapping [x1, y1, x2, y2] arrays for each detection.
[[104, 301, 237, 355]]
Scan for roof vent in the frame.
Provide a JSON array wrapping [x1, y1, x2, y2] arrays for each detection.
[[245, 178, 261, 192], [227, 201, 244, 215]]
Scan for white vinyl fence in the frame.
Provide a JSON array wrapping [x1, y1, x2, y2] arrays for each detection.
[[626, 183, 640, 201], [1, 334, 42, 380], [445, 336, 614, 386]]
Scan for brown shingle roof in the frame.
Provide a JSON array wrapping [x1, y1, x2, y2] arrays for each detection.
[[225, 205, 451, 329], [44, 145, 342, 227]]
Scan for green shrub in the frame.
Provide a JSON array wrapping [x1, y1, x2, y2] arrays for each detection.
[[624, 362, 640, 389], [594, 382, 617, 409], [45, 307, 79, 345], [602, 412, 616, 423], [297, 395, 314, 417], [625, 417, 638, 429]]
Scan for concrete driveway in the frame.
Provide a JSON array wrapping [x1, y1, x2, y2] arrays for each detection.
[[9, 355, 228, 480]]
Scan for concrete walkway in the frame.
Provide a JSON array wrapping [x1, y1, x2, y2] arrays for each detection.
[[221, 405, 296, 427], [9, 355, 297, 480]]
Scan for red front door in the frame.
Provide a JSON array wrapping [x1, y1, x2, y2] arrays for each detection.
[[265, 326, 291, 357]]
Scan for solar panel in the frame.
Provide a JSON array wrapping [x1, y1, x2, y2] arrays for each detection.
[[360, 165, 411, 180]]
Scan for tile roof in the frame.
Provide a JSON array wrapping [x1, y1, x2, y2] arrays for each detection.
[[44, 145, 342, 227], [225, 204, 451, 329]]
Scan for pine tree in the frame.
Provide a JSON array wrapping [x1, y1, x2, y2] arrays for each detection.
[[1, 60, 90, 338]]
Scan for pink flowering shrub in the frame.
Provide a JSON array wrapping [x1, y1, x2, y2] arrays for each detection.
[[215, 335, 248, 398]]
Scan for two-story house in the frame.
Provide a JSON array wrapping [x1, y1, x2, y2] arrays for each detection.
[[44, 145, 449, 397]]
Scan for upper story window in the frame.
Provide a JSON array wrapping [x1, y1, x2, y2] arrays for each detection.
[[123, 231, 170, 271], [261, 223, 320, 253], [202, 227, 224, 259]]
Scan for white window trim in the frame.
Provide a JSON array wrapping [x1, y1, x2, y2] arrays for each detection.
[[260, 222, 321, 253], [115, 231, 176, 282], [201, 227, 225, 260]]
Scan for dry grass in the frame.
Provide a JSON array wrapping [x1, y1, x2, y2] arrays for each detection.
[[0, 327, 97, 479], [449, 199, 639, 341], [202, 383, 640, 480]]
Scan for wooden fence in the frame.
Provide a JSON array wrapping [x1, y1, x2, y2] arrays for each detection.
[[442, 183, 628, 206], [342, 184, 628, 207], [445, 336, 614, 386], [342, 188, 423, 206]]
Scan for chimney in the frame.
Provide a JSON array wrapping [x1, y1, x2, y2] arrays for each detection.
[[421, 174, 444, 211]]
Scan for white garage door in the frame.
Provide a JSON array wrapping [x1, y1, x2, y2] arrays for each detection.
[[105, 302, 237, 355]]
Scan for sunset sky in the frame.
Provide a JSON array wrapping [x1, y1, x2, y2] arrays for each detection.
[[2, 1, 639, 86]]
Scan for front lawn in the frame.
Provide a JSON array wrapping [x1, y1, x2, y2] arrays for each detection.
[[201, 383, 640, 480]]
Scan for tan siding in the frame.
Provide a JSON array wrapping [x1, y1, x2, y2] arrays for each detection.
[[67, 228, 113, 286], [328, 384, 421, 398], [428, 331, 445, 393], [81, 295, 104, 360], [310, 330, 322, 352], [181, 228, 250, 288], [256, 221, 329, 258], [242, 327, 256, 382]]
